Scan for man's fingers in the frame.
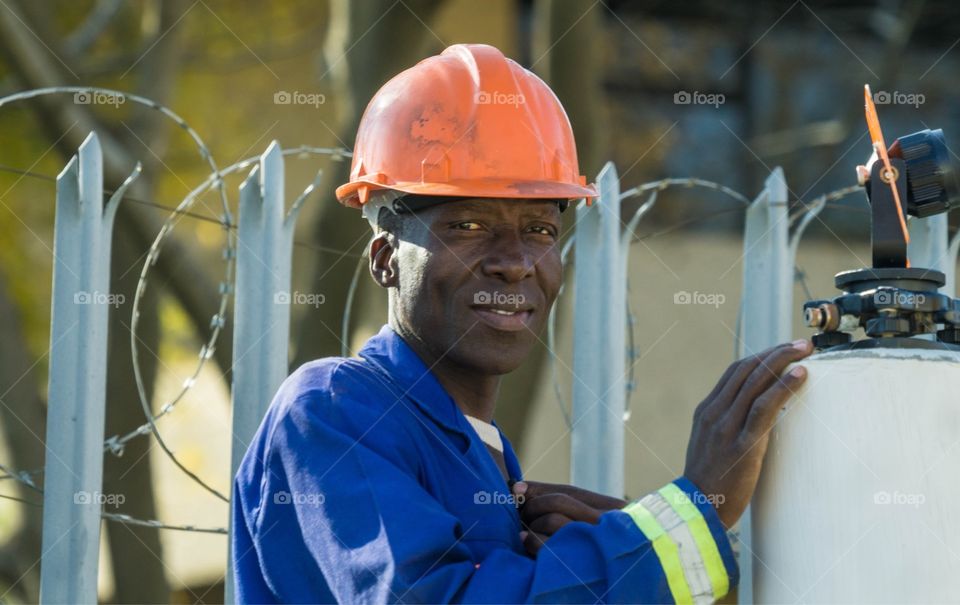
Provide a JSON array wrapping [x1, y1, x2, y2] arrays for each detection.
[[520, 530, 549, 556], [514, 480, 625, 511], [513, 480, 557, 502], [520, 493, 601, 525], [726, 340, 811, 428], [520, 493, 584, 523], [702, 355, 744, 402], [527, 512, 574, 536], [703, 342, 794, 416], [549, 484, 625, 511], [743, 364, 808, 439]]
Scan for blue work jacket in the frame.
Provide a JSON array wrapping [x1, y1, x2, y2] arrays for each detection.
[[232, 324, 738, 603]]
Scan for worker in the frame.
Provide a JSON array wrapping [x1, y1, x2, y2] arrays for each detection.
[[231, 43, 812, 604]]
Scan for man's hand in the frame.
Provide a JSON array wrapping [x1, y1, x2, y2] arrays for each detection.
[[512, 480, 627, 556], [511, 339, 810, 554], [683, 339, 812, 529]]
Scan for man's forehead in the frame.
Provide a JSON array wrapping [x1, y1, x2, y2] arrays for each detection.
[[427, 198, 563, 216]]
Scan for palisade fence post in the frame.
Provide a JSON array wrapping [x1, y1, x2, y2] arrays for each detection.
[[225, 141, 305, 604], [738, 167, 791, 604], [571, 161, 626, 498], [39, 132, 140, 604]]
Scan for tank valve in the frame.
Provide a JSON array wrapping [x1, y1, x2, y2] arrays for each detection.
[[803, 85, 960, 352], [804, 303, 839, 331]]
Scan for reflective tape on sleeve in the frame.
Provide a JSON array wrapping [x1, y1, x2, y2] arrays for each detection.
[[622, 498, 694, 604], [659, 483, 730, 600]]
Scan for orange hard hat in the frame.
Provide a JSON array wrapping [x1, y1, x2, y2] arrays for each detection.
[[335, 43, 598, 209]]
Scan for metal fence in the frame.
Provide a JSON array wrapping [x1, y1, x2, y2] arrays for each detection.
[[2, 86, 959, 603]]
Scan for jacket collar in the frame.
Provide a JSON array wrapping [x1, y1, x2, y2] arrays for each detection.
[[358, 324, 524, 482], [358, 324, 467, 434]]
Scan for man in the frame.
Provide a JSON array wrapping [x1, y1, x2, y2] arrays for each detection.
[[232, 43, 811, 603]]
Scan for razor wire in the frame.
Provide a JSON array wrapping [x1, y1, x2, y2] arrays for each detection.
[[0, 462, 228, 533], [0, 86, 350, 527], [546, 179, 872, 431], [336, 178, 867, 432], [0, 87, 953, 529], [0, 158, 946, 528], [1, 86, 236, 502], [118, 143, 346, 503]]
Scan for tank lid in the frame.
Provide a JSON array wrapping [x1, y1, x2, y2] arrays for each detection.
[[835, 267, 945, 292]]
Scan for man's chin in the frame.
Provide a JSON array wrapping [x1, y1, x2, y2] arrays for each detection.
[[483, 357, 528, 375], [456, 335, 536, 375]]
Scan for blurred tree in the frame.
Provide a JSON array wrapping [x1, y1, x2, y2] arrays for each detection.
[[293, 0, 608, 455], [0, 273, 44, 601], [1, 0, 955, 601], [533, 0, 608, 177], [484, 0, 608, 447], [294, 0, 445, 370], [0, 0, 205, 601]]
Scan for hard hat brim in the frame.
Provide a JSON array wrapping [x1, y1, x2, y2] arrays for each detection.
[[336, 178, 598, 209]]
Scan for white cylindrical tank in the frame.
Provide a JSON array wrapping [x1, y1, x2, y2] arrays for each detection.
[[753, 346, 960, 603]]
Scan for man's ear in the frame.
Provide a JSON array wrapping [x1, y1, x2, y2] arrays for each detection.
[[369, 233, 398, 288]]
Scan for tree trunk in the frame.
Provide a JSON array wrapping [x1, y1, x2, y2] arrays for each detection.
[[0, 273, 45, 602], [292, 0, 445, 366], [496, 0, 607, 449], [100, 216, 167, 603]]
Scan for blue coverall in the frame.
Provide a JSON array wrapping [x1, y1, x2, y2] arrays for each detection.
[[232, 324, 738, 603]]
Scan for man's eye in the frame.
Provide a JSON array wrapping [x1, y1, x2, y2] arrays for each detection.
[[452, 221, 483, 230], [528, 225, 558, 238]]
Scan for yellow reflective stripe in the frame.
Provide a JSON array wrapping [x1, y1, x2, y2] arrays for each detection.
[[622, 500, 694, 604], [641, 494, 713, 602], [658, 483, 730, 599]]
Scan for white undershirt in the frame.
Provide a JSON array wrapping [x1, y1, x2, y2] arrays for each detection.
[[463, 415, 504, 453]]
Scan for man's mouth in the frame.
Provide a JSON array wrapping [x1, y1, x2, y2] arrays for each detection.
[[470, 305, 534, 332]]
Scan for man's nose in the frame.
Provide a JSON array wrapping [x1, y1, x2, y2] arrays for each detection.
[[480, 230, 535, 283]]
